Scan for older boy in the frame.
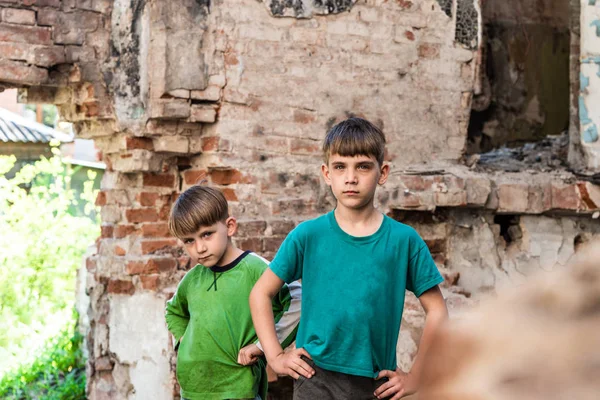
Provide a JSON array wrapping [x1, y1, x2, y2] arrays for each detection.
[[165, 185, 301, 400], [250, 118, 448, 400]]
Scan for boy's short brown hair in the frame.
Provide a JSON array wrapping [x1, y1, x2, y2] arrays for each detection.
[[322, 117, 386, 166], [168, 185, 229, 238]]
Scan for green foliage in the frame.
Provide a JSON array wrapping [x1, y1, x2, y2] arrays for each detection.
[[0, 315, 86, 400], [0, 150, 99, 376], [24, 104, 58, 128]]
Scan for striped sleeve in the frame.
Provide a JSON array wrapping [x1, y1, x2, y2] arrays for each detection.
[[256, 279, 302, 351]]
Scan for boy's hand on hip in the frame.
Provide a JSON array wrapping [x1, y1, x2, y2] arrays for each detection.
[[374, 368, 417, 400], [237, 344, 263, 365], [268, 348, 315, 380]]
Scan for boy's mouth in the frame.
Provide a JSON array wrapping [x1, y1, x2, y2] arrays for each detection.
[[343, 190, 359, 195]]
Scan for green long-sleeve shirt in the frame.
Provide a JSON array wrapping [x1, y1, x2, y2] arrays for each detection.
[[165, 251, 301, 400]]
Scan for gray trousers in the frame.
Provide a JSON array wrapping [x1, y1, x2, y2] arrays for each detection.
[[293, 357, 390, 400]]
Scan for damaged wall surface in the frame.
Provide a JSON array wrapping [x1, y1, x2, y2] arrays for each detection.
[[578, 0, 600, 169], [0, 0, 599, 399], [468, 0, 571, 153]]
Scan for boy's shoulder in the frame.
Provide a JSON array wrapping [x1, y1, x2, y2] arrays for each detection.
[[384, 215, 427, 247], [290, 212, 330, 236], [243, 251, 270, 270]]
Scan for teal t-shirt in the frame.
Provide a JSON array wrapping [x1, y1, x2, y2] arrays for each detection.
[[269, 211, 443, 378]]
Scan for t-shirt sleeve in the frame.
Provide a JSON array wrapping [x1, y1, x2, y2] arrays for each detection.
[[406, 235, 444, 297], [269, 226, 304, 284]]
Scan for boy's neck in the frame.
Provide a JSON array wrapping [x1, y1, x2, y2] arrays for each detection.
[[334, 204, 383, 237], [215, 242, 244, 266]]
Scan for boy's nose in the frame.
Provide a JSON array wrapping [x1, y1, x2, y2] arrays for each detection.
[[195, 241, 206, 253], [345, 171, 357, 184]]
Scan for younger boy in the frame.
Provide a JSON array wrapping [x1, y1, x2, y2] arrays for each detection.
[[165, 185, 301, 400], [250, 118, 448, 400]]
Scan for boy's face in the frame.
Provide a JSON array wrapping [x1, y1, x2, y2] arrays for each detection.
[[180, 217, 237, 268], [321, 153, 389, 211]]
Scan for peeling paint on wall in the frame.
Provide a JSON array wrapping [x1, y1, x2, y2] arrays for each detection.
[[579, 0, 600, 166], [263, 0, 356, 18], [582, 73, 590, 91], [436, 0, 453, 17], [583, 124, 599, 143], [591, 19, 600, 36], [456, 0, 480, 49]]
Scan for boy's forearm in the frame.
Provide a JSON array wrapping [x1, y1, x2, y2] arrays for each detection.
[[250, 288, 284, 362], [409, 304, 448, 383]]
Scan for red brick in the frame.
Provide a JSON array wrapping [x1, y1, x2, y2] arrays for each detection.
[[141, 239, 178, 254], [140, 275, 160, 291], [95, 191, 107, 206], [34, 0, 61, 6], [0, 42, 29, 62], [107, 279, 135, 295], [418, 43, 440, 59], [32, 46, 66, 67], [551, 183, 580, 210], [222, 188, 238, 201], [527, 184, 552, 213], [1, 8, 35, 25], [189, 105, 216, 123], [114, 224, 138, 238], [394, 192, 424, 208], [401, 175, 429, 191], [177, 256, 192, 270], [210, 168, 245, 185], [397, 0, 413, 9], [0, 59, 47, 85], [138, 192, 159, 207], [434, 191, 467, 207], [578, 182, 600, 210], [158, 204, 171, 220], [237, 220, 267, 237], [126, 261, 146, 275], [0, 23, 52, 45], [141, 222, 170, 237], [183, 169, 208, 185], [405, 30, 415, 41], [236, 238, 263, 252], [270, 220, 295, 235], [100, 225, 114, 238], [201, 136, 219, 151], [115, 246, 126, 256], [148, 257, 177, 273], [293, 109, 316, 124], [290, 138, 320, 155], [127, 258, 176, 275], [37, 9, 58, 26], [143, 172, 176, 188], [126, 137, 154, 150], [264, 236, 284, 253], [497, 183, 529, 213], [126, 208, 159, 223]]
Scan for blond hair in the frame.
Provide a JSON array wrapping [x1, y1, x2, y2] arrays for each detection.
[[168, 185, 228, 238], [323, 117, 386, 166]]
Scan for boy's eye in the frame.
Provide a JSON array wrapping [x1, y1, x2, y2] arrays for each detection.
[[201, 232, 213, 238], [358, 165, 369, 170], [183, 238, 194, 245], [334, 165, 345, 170]]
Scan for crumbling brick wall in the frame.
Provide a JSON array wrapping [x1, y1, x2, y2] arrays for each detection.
[[1, 1, 599, 399]]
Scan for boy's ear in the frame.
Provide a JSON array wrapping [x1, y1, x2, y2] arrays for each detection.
[[378, 163, 390, 185], [225, 216, 237, 237], [321, 163, 332, 185]]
